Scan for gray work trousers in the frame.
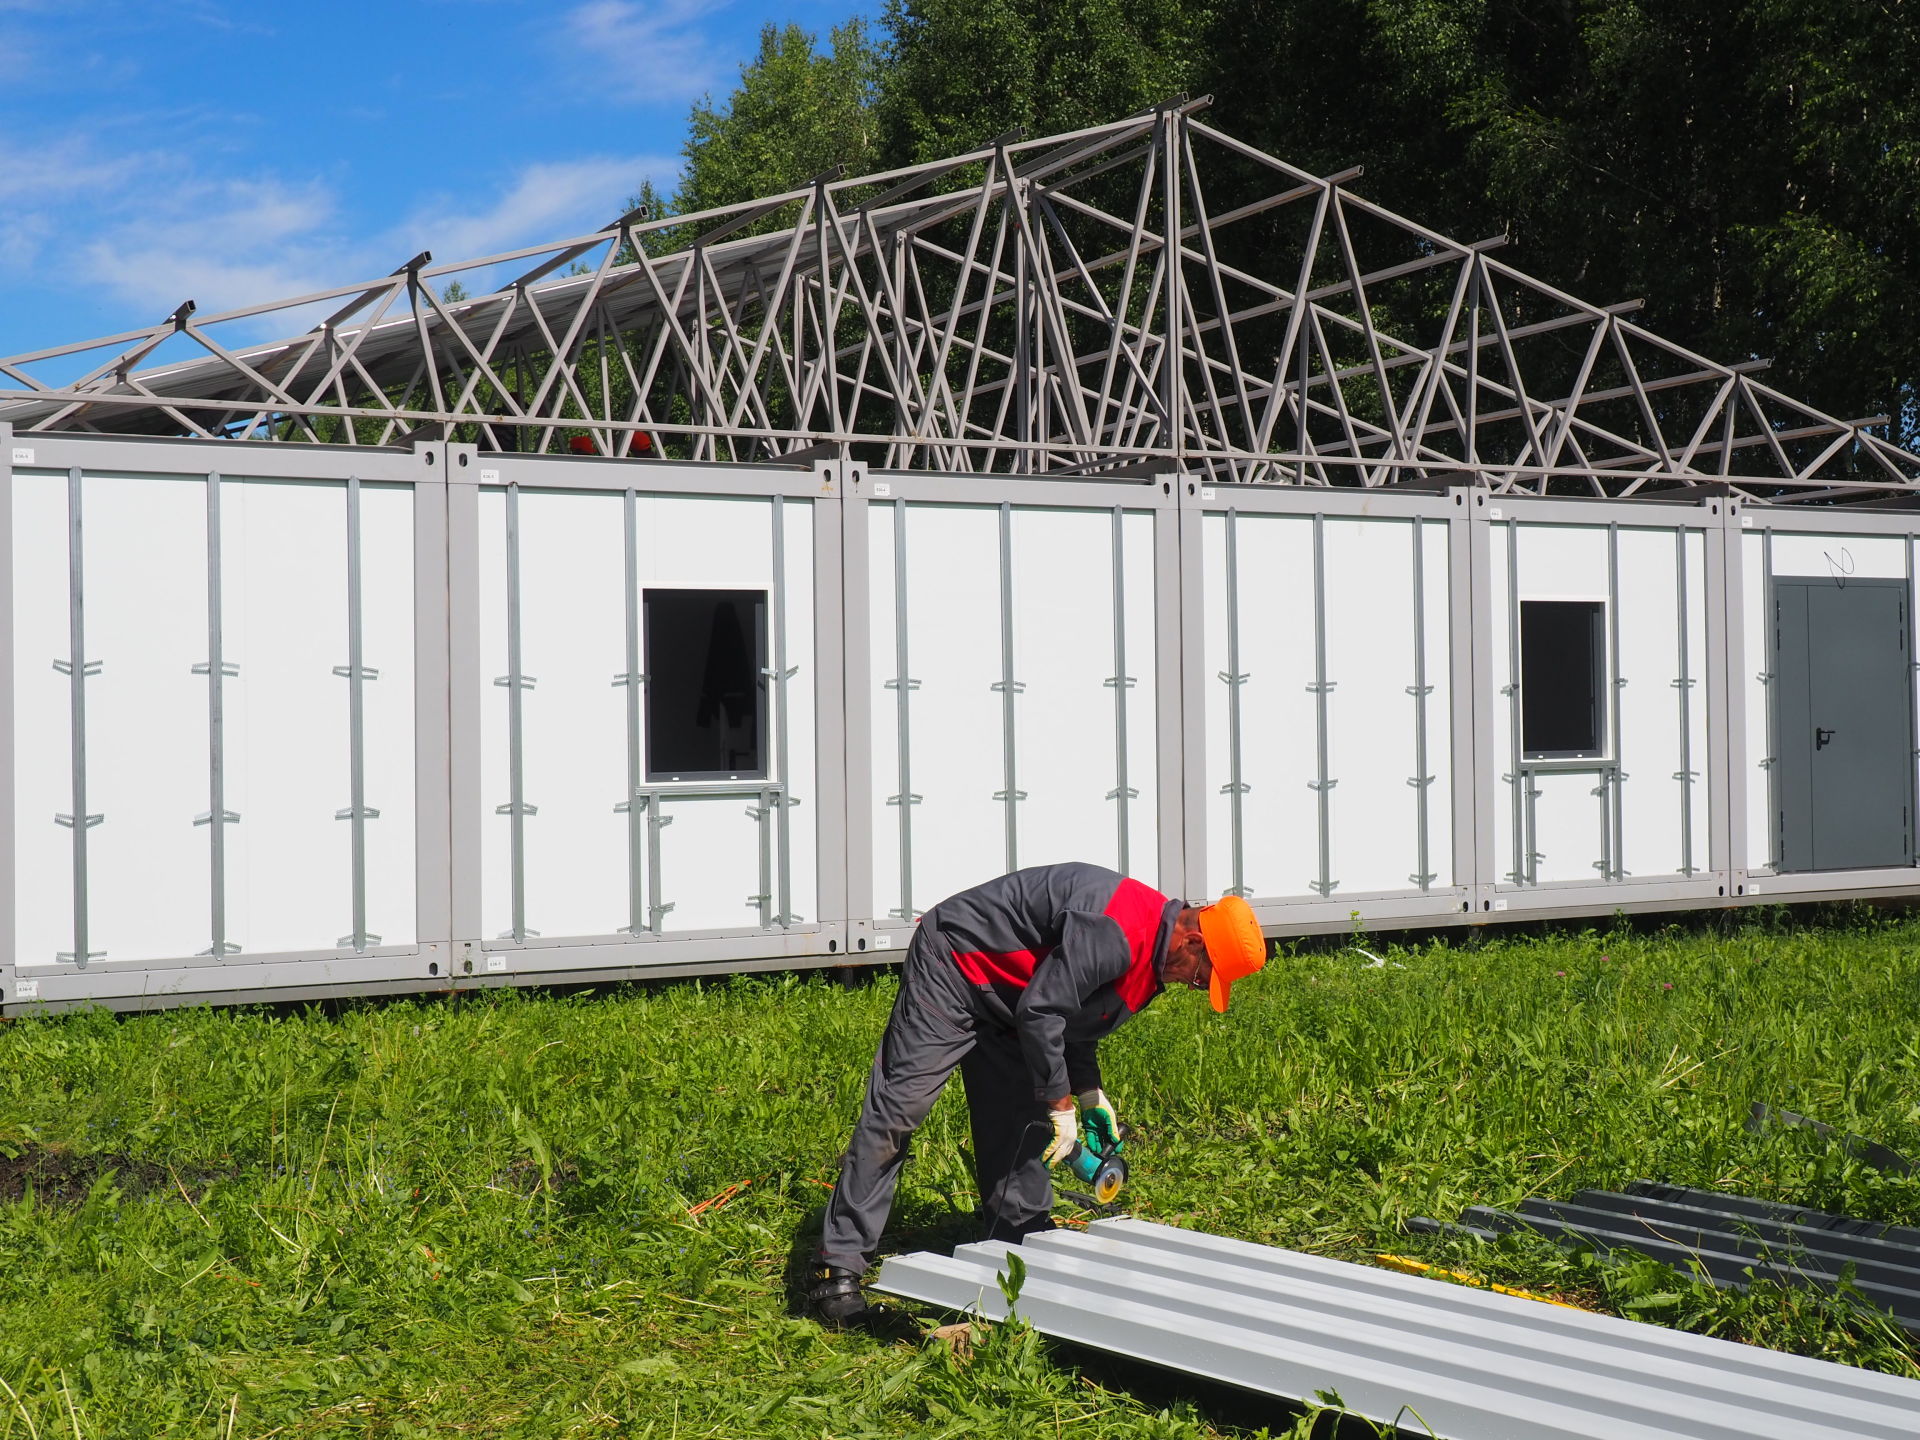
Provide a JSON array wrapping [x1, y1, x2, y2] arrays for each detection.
[[817, 927, 1055, 1274]]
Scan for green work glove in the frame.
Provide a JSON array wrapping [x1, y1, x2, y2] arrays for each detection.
[[1078, 1088, 1119, 1150]]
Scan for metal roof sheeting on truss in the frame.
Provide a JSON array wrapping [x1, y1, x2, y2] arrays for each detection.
[[1415, 1181, 1920, 1333], [871, 1216, 1920, 1440]]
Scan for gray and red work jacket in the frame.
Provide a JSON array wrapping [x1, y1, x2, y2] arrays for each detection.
[[917, 862, 1181, 1101]]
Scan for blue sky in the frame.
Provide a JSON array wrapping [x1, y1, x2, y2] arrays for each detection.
[[0, 0, 873, 363]]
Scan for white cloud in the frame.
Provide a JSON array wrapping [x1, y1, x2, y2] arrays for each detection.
[[78, 174, 341, 320], [0, 135, 145, 205], [0, 132, 674, 361], [398, 153, 679, 265], [557, 0, 732, 107], [58, 152, 683, 347]]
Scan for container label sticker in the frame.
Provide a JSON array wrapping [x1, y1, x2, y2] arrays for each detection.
[[10, 448, 33, 465], [871, 933, 893, 949], [871, 481, 892, 497], [13, 980, 38, 1000], [486, 955, 506, 972], [479, 468, 500, 483]]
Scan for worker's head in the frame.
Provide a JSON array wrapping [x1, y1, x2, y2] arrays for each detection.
[[1165, 895, 1266, 1012]]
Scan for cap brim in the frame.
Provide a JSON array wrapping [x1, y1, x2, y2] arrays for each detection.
[[1208, 968, 1232, 1013]]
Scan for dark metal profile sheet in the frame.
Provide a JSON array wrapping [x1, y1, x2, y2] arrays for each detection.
[[872, 1217, 1920, 1440], [1433, 1183, 1920, 1331]]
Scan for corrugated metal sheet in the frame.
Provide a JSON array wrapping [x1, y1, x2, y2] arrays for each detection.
[[1749, 1103, 1915, 1175], [1416, 1182, 1920, 1332], [872, 1216, 1920, 1440]]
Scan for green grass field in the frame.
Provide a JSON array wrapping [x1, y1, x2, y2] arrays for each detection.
[[3, 909, 1919, 1438]]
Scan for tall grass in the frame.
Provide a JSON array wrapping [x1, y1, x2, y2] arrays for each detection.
[[1, 909, 1917, 1437]]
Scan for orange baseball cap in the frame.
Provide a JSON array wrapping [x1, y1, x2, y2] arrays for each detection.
[[1196, 895, 1266, 1013]]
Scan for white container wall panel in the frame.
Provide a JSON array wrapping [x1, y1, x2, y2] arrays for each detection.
[[654, 793, 765, 932], [222, 479, 349, 956], [1530, 770, 1608, 883], [867, 505, 905, 916], [508, 488, 627, 940], [1321, 517, 1451, 895], [223, 477, 414, 955], [1742, 531, 1772, 870], [356, 485, 418, 947], [1770, 532, 1906, 581], [1118, 511, 1159, 877], [1685, 529, 1710, 875], [1514, 522, 1612, 600], [1204, 512, 1319, 901], [11, 469, 71, 965], [1010, 507, 1157, 879], [1011, 507, 1118, 875], [869, 503, 1003, 917], [1418, 519, 1453, 887], [1489, 524, 1518, 882], [84, 474, 210, 962], [1613, 527, 1708, 880], [867, 501, 1152, 920], [478, 490, 513, 937], [779, 499, 818, 924], [479, 490, 811, 941]]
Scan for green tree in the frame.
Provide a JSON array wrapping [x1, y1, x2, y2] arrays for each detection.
[[675, 20, 883, 217], [877, 0, 1201, 163], [1201, 0, 1920, 444]]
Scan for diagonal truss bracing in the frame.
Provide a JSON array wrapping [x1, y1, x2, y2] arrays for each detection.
[[3, 100, 1915, 500]]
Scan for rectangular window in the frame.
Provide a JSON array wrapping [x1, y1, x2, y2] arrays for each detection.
[[1520, 599, 1607, 758], [643, 588, 768, 780]]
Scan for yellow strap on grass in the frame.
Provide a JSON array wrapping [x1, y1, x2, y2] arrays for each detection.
[[1374, 1253, 1584, 1310]]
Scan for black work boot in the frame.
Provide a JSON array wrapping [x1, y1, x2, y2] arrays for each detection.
[[804, 1263, 871, 1328]]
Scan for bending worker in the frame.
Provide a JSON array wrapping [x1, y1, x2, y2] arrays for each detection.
[[806, 861, 1266, 1326]]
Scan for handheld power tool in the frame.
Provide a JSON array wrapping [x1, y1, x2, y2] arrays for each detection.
[[1061, 1125, 1128, 1206]]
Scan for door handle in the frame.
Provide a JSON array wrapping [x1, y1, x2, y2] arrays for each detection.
[[1816, 727, 1836, 749]]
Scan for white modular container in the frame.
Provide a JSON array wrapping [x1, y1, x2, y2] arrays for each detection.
[[8, 431, 1920, 1014]]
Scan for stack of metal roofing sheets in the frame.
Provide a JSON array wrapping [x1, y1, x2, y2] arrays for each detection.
[[872, 1216, 1920, 1440], [1416, 1181, 1920, 1332]]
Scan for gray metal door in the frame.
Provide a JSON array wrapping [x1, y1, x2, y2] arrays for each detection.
[[1773, 577, 1915, 872]]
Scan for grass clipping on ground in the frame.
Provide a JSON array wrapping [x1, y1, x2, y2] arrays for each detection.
[[2, 912, 1919, 1437]]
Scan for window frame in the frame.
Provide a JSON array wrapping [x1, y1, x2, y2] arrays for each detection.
[[641, 586, 772, 783], [1518, 597, 1610, 761]]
